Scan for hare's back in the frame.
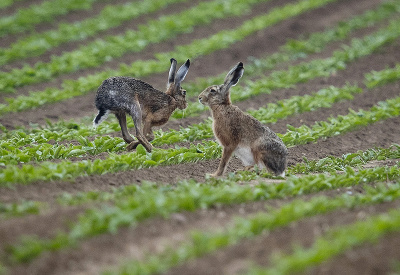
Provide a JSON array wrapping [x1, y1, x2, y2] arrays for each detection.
[[95, 77, 158, 110], [98, 77, 155, 94]]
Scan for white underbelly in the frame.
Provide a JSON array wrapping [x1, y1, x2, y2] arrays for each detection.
[[234, 146, 255, 166]]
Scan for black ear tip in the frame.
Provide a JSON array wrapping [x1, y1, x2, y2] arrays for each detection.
[[238, 62, 244, 68], [185, 59, 190, 67], [170, 58, 177, 64]]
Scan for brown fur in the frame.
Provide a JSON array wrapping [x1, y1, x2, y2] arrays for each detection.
[[94, 58, 190, 152], [199, 62, 287, 177]]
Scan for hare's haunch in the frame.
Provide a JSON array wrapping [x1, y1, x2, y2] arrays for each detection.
[[198, 62, 287, 177], [94, 58, 190, 152]]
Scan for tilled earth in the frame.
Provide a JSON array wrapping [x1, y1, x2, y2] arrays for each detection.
[[1, 0, 400, 274]]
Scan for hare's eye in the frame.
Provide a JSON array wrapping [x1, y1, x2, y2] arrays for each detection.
[[210, 88, 217, 94], [182, 90, 186, 96]]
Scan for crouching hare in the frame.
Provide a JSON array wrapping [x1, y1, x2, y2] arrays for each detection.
[[198, 62, 287, 177], [93, 58, 190, 152]]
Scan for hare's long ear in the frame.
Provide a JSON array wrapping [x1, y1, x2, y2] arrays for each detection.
[[167, 58, 177, 88], [222, 62, 244, 94], [174, 59, 190, 87]]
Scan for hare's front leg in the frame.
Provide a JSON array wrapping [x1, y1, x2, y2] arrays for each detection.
[[212, 146, 235, 177]]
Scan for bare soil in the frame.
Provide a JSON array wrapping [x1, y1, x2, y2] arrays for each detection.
[[1, 0, 400, 274]]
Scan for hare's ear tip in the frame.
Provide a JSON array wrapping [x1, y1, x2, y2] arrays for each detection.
[[238, 62, 244, 68], [185, 59, 190, 66], [170, 58, 176, 63]]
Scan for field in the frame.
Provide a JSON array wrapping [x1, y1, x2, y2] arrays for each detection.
[[1, 0, 400, 274]]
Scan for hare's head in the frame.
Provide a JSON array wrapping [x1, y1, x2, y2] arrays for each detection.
[[199, 62, 244, 106], [166, 58, 190, 110]]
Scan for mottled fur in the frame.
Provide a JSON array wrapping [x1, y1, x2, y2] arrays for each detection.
[[198, 62, 287, 177], [94, 58, 190, 152]]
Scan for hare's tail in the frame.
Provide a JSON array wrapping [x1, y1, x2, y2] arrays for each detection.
[[263, 153, 287, 177], [93, 109, 110, 128], [259, 139, 287, 177]]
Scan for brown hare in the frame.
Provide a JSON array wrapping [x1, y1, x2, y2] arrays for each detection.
[[198, 62, 287, 177], [93, 58, 190, 152]]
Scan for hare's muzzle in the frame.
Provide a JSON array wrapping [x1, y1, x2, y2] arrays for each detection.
[[198, 95, 204, 105]]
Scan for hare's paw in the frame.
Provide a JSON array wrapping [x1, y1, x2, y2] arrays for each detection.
[[207, 172, 222, 178], [127, 141, 140, 151], [143, 142, 153, 153]]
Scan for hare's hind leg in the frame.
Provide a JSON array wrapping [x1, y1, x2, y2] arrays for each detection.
[[115, 111, 135, 144], [124, 120, 153, 150], [142, 120, 154, 142], [256, 139, 287, 177], [126, 101, 153, 153]]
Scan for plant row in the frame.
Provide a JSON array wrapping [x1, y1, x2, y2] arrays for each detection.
[[0, 0, 190, 65], [0, 84, 362, 165], [365, 63, 400, 88], [56, 144, 400, 207], [0, 200, 41, 218], [249, 204, 400, 275], [0, 0, 102, 37], [1, 94, 399, 185], [0, 1, 395, 115], [0, 0, 315, 93], [7, 165, 400, 265], [0, 0, 24, 9], [106, 181, 400, 275]]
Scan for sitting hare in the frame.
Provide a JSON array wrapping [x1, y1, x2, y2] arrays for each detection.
[[93, 58, 190, 152], [198, 62, 287, 177]]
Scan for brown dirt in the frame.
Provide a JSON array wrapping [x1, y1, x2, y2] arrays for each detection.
[[1, 0, 400, 274]]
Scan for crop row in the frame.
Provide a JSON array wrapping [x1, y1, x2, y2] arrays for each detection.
[[107, 181, 400, 275], [3, 0, 398, 68], [0, 84, 362, 165], [0, 0, 21, 9], [365, 63, 400, 88], [0, 0, 102, 37], [249, 205, 400, 275], [6, 165, 400, 265], [1, 93, 399, 186], [1, 7, 399, 118], [0, 0, 190, 65], [56, 144, 400, 206], [0, 0, 333, 93], [0, 200, 41, 218]]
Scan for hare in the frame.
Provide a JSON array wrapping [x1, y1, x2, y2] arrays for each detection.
[[93, 58, 190, 153], [198, 62, 287, 177]]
